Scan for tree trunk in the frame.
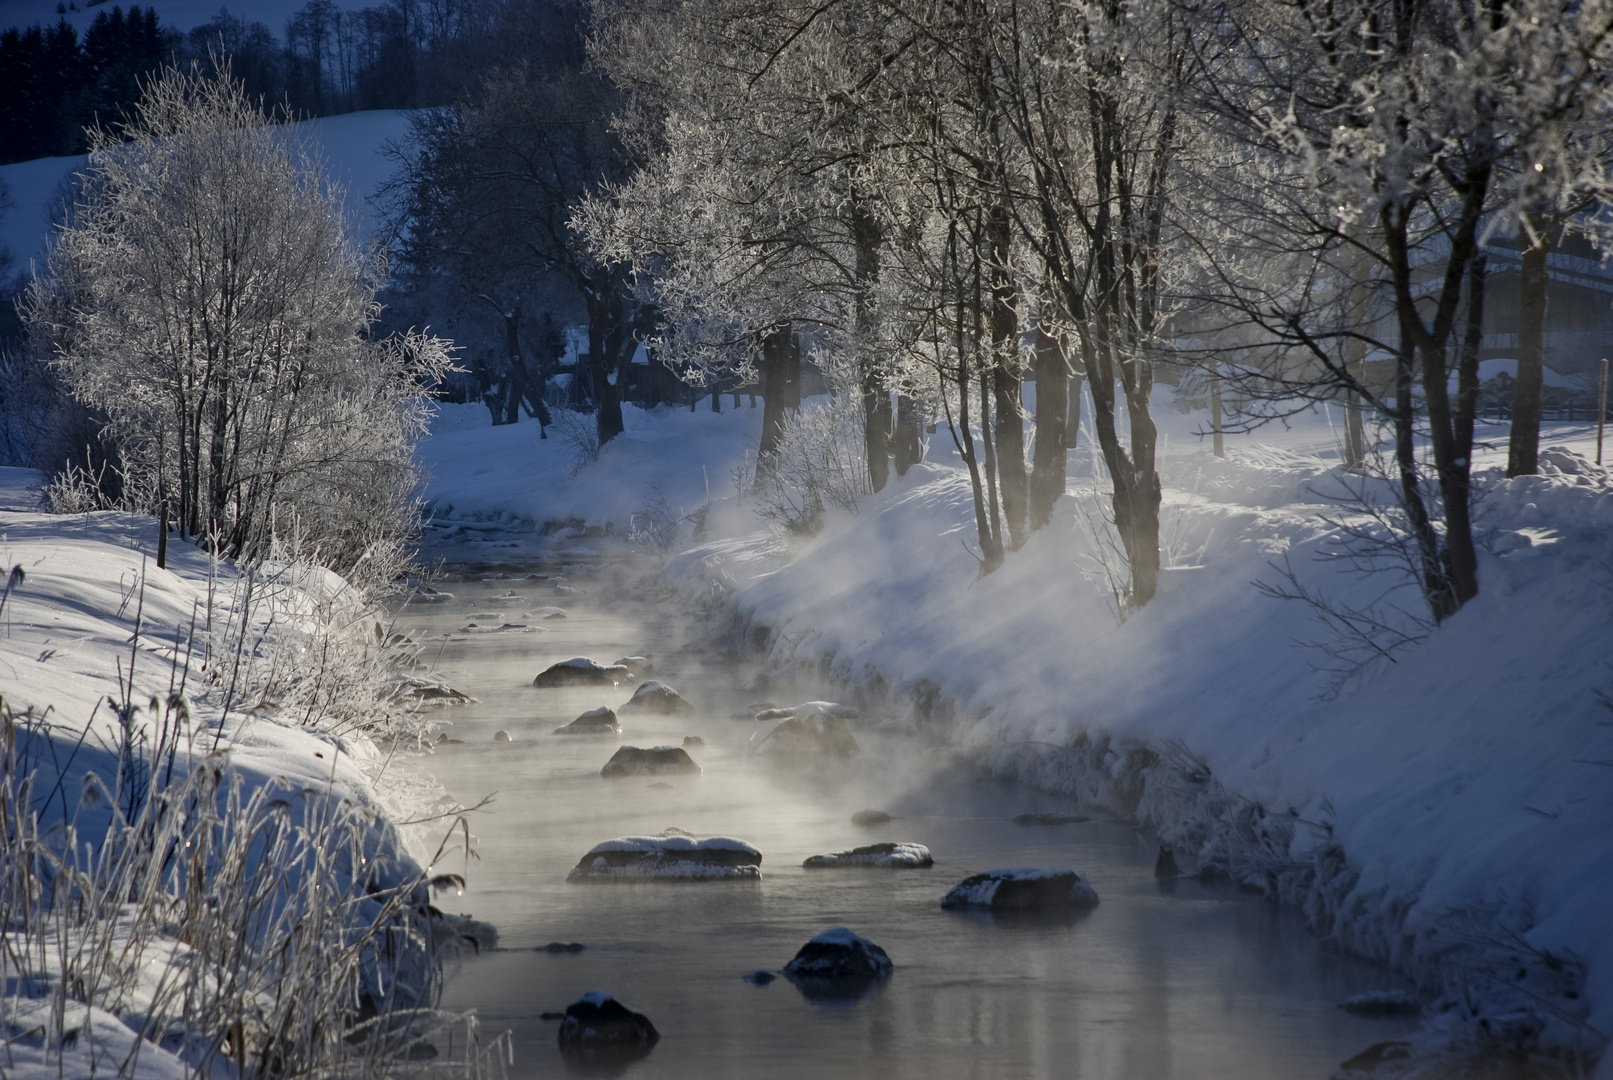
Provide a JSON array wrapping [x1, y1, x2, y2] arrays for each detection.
[[1209, 363, 1224, 458], [893, 395, 923, 475], [756, 324, 799, 483], [851, 201, 889, 492], [1508, 221, 1549, 477], [987, 209, 1027, 550], [1028, 325, 1067, 530], [1065, 367, 1083, 449], [502, 305, 523, 425]]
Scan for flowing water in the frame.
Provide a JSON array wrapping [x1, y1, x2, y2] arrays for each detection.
[[399, 548, 1415, 1079]]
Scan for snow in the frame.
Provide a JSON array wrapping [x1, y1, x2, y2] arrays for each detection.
[[808, 927, 875, 947], [410, 387, 1613, 1060], [576, 991, 615, 1007], [0, 110, 412, 269], [0, 501, 451, 1076]]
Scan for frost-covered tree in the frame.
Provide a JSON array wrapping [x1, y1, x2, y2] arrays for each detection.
[[1183, 0, 1613, 622], [584, 0, 925, 490], [24, 65, 451, 576]]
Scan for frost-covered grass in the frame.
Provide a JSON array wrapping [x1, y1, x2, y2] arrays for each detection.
[[412, 390, 1613, 1074], [0, 487, 505, 1078]]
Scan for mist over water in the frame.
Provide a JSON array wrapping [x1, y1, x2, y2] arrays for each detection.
[[399, 553, 1413, 1079]]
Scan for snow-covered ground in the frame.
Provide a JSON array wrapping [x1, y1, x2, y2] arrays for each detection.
[[418, 389, 1613, 1072], [0, 469, 473, 1078], [0, 109, 412, 272]]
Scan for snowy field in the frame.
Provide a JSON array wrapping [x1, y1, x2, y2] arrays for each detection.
[[419, 388, 1613, 1072]]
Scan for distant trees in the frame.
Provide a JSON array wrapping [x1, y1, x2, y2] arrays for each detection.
[[24, 65, 450, 575], [387, 0, 650, 447], [0, 7, 171, 164]]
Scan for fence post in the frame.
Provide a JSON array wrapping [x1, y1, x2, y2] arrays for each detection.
[[1597, 358, 1608, 467]]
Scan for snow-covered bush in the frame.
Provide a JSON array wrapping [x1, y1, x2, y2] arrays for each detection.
[[755, 395, 872, 537], [22, 64, 452, 580]]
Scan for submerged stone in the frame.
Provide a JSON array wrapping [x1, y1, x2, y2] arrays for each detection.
[[940, 869, 1099, 911], [1012, 812, 1090, 826], [553, 706, 620, 735], [567, 835, 762, 881], [621, 680, 693, 714], [557, 992, 659, 1049], [783, 927, 894, 979], [850, 810, 892, 827], [803, 842, 933, 869], [600, 745, 701, 778], [750, 702, 860, 762], [533, 657, 632, 687]]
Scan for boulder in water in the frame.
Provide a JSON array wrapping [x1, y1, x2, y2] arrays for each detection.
[[620, 680, 693, 714], [567, 835, 762, 881], [851, 810, 892, 827], [803, 843, 933, 869], [536, 941, 587, 953], [783, 927, 893, 978], [1012, 812, 1089, 826], [553, 707, 620, 735], [557, 992, 659, 1050], [1339, 990, 1420, 1017], [533, 657, 632, 687], [493, 729, 512, 742], [749, 702, 860, 762], [940, 869, 1099, 911], [1154, 845, 1181, 878], [615, 655, 654, 677], [682, 736, 704, 748], [599, 745, 701, 778]]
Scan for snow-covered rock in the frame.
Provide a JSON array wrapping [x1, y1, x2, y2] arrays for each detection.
[[533, 657, 633, 687], [599, 745, 701, 778], [782, 927, 894, 978], [940, 869, 1100, 911], [556, 991, 660, 1050], [803, 842, 933, 869], [392, 675, 474, 705], [566, 835, 762, 880], [615, 655, 654, 676], [619, 680, 693, 714], [755, 700, 862, 724], [553, 707, 620, 735], [749, 703, 860, 762]]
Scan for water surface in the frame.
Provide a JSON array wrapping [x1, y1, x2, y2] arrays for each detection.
[[401, 554, 1414, 1078]]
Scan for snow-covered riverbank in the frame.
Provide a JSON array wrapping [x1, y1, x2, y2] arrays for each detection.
[[418, 395, 1613, 1075], [0, 468, 490, 1078]]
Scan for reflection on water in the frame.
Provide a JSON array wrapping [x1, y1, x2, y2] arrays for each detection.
[[399, 555, 1415, 1079]]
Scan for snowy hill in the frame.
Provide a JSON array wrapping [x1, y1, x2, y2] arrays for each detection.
[[0, 108, 412, 271]]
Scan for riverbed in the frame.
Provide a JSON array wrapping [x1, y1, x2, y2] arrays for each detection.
[[399, 548, 1416, 1078]]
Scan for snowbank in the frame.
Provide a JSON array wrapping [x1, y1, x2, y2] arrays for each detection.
[[0, 490, 466, 1077]]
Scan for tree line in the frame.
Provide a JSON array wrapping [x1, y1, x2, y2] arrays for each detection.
[[558, 0, 1609, 624], [0, 0, 543, 166]]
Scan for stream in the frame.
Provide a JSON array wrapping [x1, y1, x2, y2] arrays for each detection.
[[398, 545, 1416, 1078]]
